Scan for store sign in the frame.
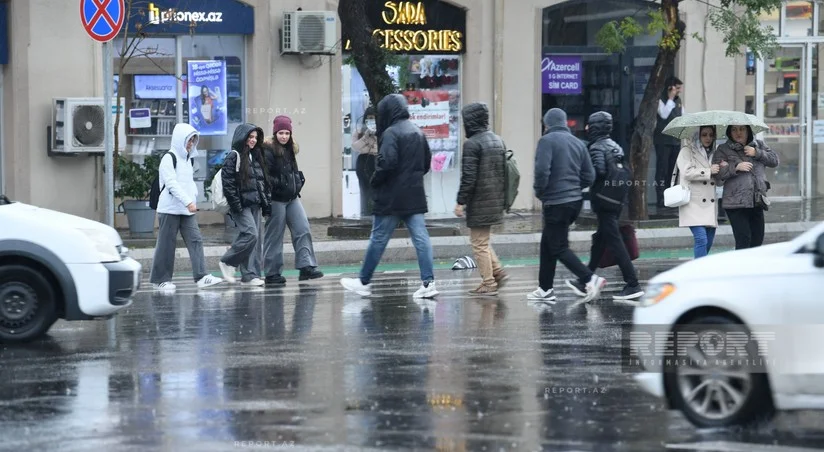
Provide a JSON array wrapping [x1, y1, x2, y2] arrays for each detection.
[[542, 55, 583, 95], [343, 1, 467, 54], [126, 0, 254, 35], [133, 75, 178, 99], [404, 90, 450, 138]]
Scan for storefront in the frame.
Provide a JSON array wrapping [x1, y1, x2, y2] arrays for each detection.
[[115, 0, 253, 211], [747, 0, 824, 200], [340, 0, 467, 219]]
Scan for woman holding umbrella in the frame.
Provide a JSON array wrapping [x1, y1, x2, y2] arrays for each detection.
[[674, 125, 721, 258]]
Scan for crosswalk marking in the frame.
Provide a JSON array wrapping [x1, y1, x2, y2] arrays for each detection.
[[666, 442, 823, 452]]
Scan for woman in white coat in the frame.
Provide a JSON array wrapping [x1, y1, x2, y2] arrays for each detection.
[[675, 125, 723, 258]]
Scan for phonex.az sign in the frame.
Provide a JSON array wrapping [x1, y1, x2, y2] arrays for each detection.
[[126, 0, 254, 35]]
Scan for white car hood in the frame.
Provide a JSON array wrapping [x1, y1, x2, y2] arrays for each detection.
[[3, 202, 123, 246]]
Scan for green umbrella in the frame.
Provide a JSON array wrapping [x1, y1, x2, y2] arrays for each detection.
[[662, 110, 769, 139]]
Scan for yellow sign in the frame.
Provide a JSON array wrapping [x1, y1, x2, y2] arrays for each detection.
[[344, 1, 464, 53]]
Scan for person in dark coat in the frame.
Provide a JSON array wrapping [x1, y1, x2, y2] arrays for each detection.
[[567, 111, 643, 301], [218, 123, 271, 286], [454, 102, 508, 296], [340, 94, 438, 299]]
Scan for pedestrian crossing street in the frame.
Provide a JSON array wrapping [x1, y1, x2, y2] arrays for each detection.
[[136, 265, 649, 307]]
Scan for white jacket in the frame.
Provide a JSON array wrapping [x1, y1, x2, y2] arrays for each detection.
[[676, 135, 718, 228], [157, 123, 199, 216]]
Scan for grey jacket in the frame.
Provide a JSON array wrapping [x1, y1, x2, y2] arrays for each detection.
[[712, 140, 779, 209], [457, 103, 506, 228], [534, 109, 595, 206]]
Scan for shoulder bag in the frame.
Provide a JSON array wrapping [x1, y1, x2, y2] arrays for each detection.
[[663, 164, 690, 208]]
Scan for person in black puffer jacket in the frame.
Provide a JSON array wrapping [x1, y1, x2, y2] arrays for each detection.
[[568, 111, 643, 302], [260, 115, 323, 286], [218, 123, 271, 286], [455, 102, 509, 295]]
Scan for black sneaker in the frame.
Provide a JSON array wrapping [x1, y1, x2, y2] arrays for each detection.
[[265, 274, 286, 286], [613, 284, 644, 301], [564, 279, 586, 297], [299, 267, 324, 281]]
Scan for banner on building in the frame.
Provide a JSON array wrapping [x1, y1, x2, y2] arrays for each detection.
[[403, 90, 450, 138], [542, 55, 582, 95], [187, 60, 227, 136]]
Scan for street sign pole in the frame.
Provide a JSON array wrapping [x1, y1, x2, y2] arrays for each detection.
[[103, 41, 114, 227]]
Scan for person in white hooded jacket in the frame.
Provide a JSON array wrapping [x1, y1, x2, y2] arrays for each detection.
[[150, 123, 224, 290]]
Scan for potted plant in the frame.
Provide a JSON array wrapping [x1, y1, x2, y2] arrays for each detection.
[[115, 154, 159, 236], [204, 162, 238, 243]]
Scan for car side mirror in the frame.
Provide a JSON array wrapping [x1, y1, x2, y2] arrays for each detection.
[[815, 233, 824, 268]]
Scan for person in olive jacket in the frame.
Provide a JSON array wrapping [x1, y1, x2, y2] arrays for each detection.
[[218, 123, 271, 286], [454, 102, 509, 296], [261, 115, 323, 286], [340, 94, 438, 299]]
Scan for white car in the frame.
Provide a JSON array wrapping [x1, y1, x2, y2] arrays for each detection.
[[0, 195, 142, 342], [632, 221, 824, 428]]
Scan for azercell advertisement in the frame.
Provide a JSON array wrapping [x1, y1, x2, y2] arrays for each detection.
[[542, 55, 583, 95], [403, 90, 450, 138], [188, 60, 227, 136]]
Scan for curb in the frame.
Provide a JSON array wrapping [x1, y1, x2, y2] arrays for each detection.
[[128, 221, 818, 273]]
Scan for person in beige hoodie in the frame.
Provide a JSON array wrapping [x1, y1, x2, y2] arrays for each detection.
[[352, 106, 378, 216]]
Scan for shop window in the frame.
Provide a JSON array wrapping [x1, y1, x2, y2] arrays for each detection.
[[342, 55, 462, 219]]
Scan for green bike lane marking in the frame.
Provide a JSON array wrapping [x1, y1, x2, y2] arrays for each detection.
[[168, 247, 734, 279]]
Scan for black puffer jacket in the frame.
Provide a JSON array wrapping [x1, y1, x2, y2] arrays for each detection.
[[222, 123, 270, 214], [457, 102, 506, 227], [262, 137, 304, 203], [371, 94, 430, 216], [586, 111, 627, 209]]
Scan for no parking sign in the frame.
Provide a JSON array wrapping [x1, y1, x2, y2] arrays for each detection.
[[80, 0, 125, 42]]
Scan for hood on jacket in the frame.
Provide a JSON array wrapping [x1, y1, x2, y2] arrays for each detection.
[[543, 108, 569, 132], [170, 123, 199, 159], [232, 123, 265, 153], [692, 125, 716, 151], [725, 125, 754, 146], [462, 102, 489, 138], [586, 111, 613, 142], [377, 94, 410, 137]]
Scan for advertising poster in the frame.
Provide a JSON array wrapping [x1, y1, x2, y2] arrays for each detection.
[[402, 90, 450, 139], [542, 55, 582, 95], [187, 60, 227, 136]]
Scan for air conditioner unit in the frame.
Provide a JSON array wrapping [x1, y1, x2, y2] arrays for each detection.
[[51, 97, 126, 154], [281, 10, 337, 55]]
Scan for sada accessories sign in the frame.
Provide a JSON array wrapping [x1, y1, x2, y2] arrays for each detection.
[[542, 55, 583, 95]]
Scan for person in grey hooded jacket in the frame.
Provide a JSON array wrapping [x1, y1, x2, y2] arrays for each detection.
[[528, 108, 605, 304]]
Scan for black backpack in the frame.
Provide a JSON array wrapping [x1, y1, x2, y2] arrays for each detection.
[[149, 152, 178, 210], [591, 148, 632, 212]]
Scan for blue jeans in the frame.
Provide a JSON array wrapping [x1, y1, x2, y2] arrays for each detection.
[[359, 214, 434, 285], [689, 226, 716, 258]]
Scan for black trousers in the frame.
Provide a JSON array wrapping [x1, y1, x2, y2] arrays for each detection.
[[539, 200, 593, 291], [655, 144, 681, 206], [725, 207, 765, 249], [587, 208, 639, 286]]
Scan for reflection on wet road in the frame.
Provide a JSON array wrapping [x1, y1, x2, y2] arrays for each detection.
[[2, 262, 823, 451]]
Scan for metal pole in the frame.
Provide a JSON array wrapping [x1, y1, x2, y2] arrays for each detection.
[[103, 41, 114, 227], [176, 36, 183, 125]]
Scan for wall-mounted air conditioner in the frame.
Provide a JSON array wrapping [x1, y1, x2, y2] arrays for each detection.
[[281, 10, 337, 55], [51, 97, 125, 155]]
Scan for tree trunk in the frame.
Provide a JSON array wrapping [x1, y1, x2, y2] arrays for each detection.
[[338, 0, 397, 106], [627, 0, 684, 220]]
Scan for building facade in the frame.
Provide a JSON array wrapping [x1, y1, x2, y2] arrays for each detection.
[[3, 0, 809, 227]]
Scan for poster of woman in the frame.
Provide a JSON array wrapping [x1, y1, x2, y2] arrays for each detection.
[[187, 60, 227, 136]]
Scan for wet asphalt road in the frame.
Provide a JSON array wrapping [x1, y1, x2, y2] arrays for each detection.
[[2, 260, 824, 452]]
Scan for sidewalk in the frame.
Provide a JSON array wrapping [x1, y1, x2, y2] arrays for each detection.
[[125, 200, 824, 272]]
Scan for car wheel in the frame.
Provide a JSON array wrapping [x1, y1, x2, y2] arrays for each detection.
[[664, 315, 775, 428], [0, 264, 59, 343]]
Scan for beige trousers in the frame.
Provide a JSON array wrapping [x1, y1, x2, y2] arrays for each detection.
[[470, 227, 503, 286]]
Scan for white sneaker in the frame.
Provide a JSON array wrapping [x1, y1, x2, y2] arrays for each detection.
[[219, 261, 237, 283], [413, 282, 438, 299], [527, 287, 557, 303], [340, 277, 372, 296], [582, 275, 607, 303], [152, 281, 176, 291], [197, 274, 223, 288], [241, 278, 265, 286]]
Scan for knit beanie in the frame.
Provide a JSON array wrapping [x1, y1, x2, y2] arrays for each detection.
[[273, 115, 292, 134]]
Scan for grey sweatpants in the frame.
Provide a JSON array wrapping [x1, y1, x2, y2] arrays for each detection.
[[264, 199, 318, 276], [221, 206, 262, 282], [150, 213, 206, 283]]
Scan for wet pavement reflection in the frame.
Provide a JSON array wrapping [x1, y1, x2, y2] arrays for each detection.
[[2, 262, 824, 451]]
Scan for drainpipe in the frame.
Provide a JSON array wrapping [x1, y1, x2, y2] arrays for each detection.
[[493, 0, 503, 134]]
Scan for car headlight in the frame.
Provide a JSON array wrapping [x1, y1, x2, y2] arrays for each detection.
[[640, 283, 676, 307], [77, 228, 121, 262]]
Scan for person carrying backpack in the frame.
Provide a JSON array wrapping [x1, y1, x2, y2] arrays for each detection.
[[567, 111, 643, 301], [454, 102, 509, 296], [149, 123, 224, 291]]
